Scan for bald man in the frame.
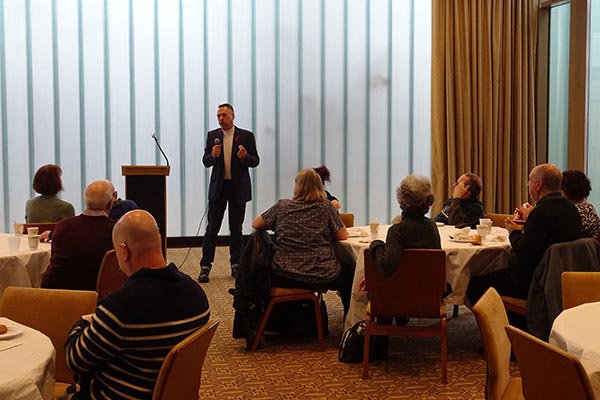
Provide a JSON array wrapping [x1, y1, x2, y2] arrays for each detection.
[[41, 180, 116, 290], [467, 164, 582, 304], [65, 210, 210, 399]]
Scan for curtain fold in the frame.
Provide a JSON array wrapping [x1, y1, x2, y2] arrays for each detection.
[[431, 0, 538, 215]]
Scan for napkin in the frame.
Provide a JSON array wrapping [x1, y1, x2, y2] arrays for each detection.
[[486, 234, 507, 243], [452, 227, 471, 240], [0, 341, 22, 352]]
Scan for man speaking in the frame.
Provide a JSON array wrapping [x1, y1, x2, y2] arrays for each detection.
[[199, 103, 260, 282]]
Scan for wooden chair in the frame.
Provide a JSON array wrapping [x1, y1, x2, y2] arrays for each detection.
[[486, 213, 512, 228], [561, 271, 600, 310], [506, 325, 595, 400], [362, 248, 448, 382], [339, 213, 354, 227], [96, 250, 128, 300], [152, 320, 219, 400], [0, 287, 98, 398], [472, 288, 523, 400], [22, 222, 57, 234], [251, 288, 325, 351]]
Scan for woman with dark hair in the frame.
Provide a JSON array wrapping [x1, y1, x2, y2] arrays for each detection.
[[25, 164, 75, 222], [252, 169, 353, 315], [313, 165, 341, 210], [561, 170, 600, 238]]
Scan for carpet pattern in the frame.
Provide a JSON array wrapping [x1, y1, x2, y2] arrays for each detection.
[[167, 246, 514, 399]]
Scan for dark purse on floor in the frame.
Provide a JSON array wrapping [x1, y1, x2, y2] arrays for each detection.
[[338, 320, 367, 363]]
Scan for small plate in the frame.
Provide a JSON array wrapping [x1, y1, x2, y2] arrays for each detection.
[[0, 326, 23, 340], [435, 222, 444, 227]]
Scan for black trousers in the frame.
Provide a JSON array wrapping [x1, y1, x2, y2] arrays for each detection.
[[201, 181, 246, 267]]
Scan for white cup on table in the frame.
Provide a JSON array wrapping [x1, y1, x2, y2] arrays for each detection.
[[27, 227, 39, 236], [8, 236, 21, 252], [13, 223, 24, 235], [369, 221, 380, 239], [27, 235, 40, 250]]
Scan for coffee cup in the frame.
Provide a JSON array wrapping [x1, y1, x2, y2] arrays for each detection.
[[27, 227, 39, 236], [27, 235, 40, 250], [8, 236, 21, 252], [476, 225, 491, 238], [369, 221, 380, 238], [13, 223, 24, 235], [479, 218, 492, 227]]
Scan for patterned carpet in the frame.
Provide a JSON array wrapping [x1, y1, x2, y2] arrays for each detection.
[[167, 246, 502, 399]]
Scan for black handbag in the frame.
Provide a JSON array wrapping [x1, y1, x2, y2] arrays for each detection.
[[338, 320, 368, 363]]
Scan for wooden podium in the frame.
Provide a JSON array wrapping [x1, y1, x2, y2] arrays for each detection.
[[122, 166, 170, 255]]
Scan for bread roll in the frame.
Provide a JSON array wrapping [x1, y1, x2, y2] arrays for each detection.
[[0, 324, 7, 334]]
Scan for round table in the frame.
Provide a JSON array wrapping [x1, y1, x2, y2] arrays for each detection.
[[0, 317, 55, 400], [0, 233, 51, 298], [341, 224, 512, 331], [549, 301, 600, 398]]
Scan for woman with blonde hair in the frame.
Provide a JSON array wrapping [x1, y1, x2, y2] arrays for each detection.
[[253, 169, 353, 315]]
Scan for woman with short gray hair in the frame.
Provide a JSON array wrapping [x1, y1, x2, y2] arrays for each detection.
[[369, 174, 441, 277]]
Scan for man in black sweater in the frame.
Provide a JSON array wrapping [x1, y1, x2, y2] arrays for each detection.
[[65, 210, 210, 399], [434, 172, 484, 228], [467, 164, 581, 304]]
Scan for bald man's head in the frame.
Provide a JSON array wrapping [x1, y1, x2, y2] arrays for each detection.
[[528, 163, 562, 201], [85, 180, 115, 211], [113, 210, 162, 251]]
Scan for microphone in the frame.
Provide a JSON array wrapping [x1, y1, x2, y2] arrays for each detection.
[[152, 133, 170, 167], [214, 138, 221, 157]]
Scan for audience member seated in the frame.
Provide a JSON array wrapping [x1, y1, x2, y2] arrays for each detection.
[[109, 189, 139, 220], [65, 210, 210, 399], [41, 180, 116, 291], [561, 170, 600, 238], [25, 164, 75, 223], [252, 169, 353, 316], [314, 165, 341, 210], [434, 172, 484, 228], [369, 174, 441, 277], [467, 164, 582, 304]]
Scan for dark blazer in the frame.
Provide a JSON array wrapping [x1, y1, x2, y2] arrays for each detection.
[[203, 126, 260, 203]]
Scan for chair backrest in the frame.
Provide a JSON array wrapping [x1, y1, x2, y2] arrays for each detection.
[[0, 287, 98, 384], [561, 271, 600, 310], [364, 248, 446, 318], [152, 320, 219, 400], [22, 222, 57, 234], [339, 213, 354, 228], [485, 213, 512, 228], [506, 325, 595, 400], [472, 288, 513, 400], [96, 250, 128, 300]]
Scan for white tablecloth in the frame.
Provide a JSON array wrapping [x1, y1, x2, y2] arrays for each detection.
[[549, 301, 600, 398], [342, 224, 512, 331], [0, 233, 51, 298], [0, 317, 55, 400]]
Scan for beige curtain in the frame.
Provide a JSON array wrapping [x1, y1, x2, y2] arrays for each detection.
[[431, 0, 538, 215]]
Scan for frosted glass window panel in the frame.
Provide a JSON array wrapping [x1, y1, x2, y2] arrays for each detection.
[[0, 0, 432, 234], [547, 3, 570, 171], [182, 0, 207, 236], [106, 0, 132, 186], [82, 0, 107, 184], [367, 0, 391, 224], [345, 0, 368, 222], [588, 1, 600, 207], [30, 0, 56, 168], [4, 0, 31, 221]]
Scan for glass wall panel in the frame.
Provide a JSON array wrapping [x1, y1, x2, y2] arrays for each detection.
[[547, 3, 571, 171], [588, 0, 600, 207], [0, 0, 432, 234]]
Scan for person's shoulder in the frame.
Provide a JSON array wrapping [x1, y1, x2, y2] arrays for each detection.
[[235, 126, 254, 135]]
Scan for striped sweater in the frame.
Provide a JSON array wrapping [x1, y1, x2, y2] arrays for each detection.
[[65, 263, 210, 399]]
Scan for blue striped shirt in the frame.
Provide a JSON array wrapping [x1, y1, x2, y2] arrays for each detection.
[[65, 263, 210, 399]]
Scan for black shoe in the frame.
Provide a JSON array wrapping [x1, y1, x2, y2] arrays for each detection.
[[231, 263, 239, 278], [198, 266, 211, 283]]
